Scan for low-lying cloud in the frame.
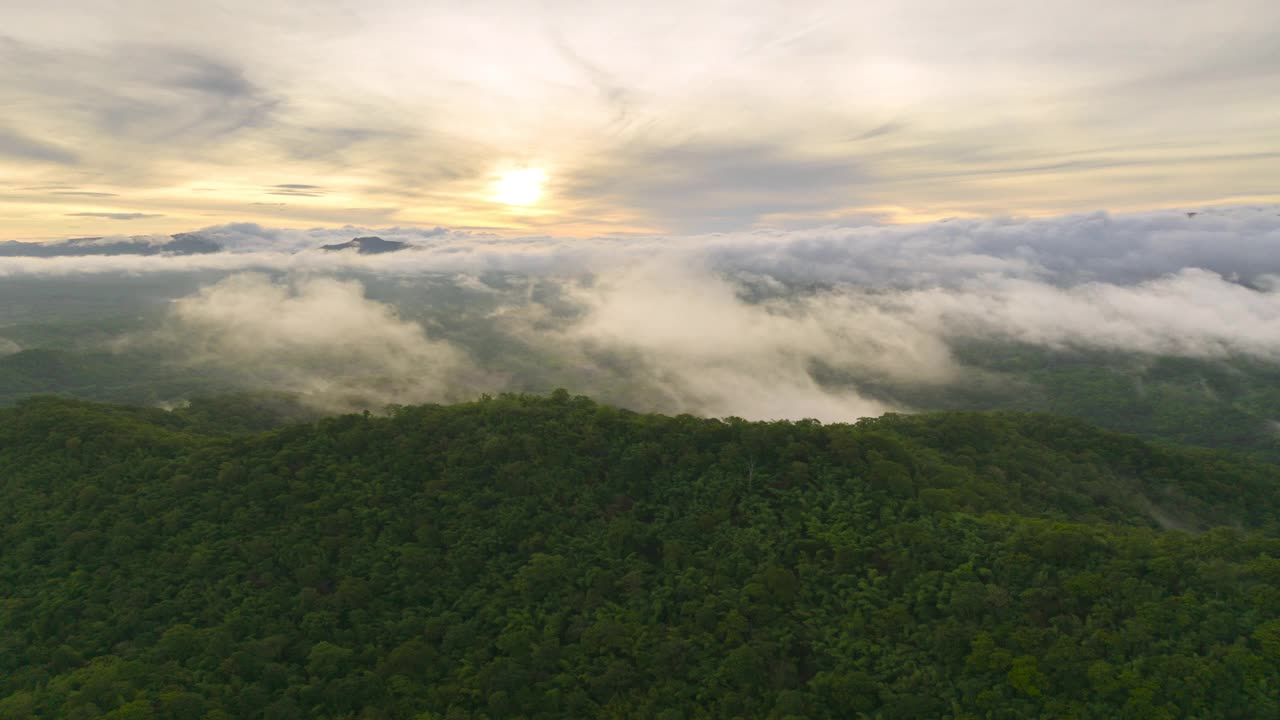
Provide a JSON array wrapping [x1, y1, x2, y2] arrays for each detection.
[[150, 273, 474, 413], [3, 205, 1278, 286], [903, 270, 1280, 359], [515, 261, 1280, 420], [7, 205, 1280, 421]]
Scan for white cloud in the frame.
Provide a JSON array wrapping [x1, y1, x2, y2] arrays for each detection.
[[913, 270, 1280, 359], [154, 273, 474, 412], [519, 259, 1280, 420], [540, 260, 931, 421]]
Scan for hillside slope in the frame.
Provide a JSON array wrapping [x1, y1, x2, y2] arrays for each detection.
[[2, 394, 1279, 719]]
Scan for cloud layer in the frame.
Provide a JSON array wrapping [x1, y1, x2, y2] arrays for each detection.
[[22, 205, 1264, 420], [3, 205, 1277, 285]]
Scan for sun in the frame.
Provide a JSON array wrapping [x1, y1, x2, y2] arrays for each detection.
[[492, 168, 547, 206]]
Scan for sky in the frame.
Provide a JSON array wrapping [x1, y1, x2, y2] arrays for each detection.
[[1, 0, 1278, 240]]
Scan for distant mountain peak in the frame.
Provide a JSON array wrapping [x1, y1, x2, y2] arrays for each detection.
[[319, 236, 408, 254], [0, 233, 221, 257]]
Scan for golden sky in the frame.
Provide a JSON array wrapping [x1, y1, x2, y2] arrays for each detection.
[[1, 0, 1277, 240]]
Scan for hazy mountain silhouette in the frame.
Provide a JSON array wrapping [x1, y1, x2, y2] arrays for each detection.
[[319, 236, 408, 254]]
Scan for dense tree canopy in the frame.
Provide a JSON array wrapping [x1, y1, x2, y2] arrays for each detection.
[[2, 393, 1279, 718]]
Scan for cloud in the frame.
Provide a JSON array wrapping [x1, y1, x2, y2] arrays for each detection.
[[0, 37, 279, 192], [566, 139, 870, 232], [52, 191, 119, 197], [814, 269, 1280, 362], [852, 121, 907, 141], [548, 27, 632, 126], [0, 127, 77, 164], [0, 40, 269, 139], [3, 204, 1278, 284], [152, 273, 475, 413], [508, 260, 1280, 421], [89, 47, 278, 143], [7, 205, 1280, 421], [535, 261, 916, 420], [66, 212, 163, 220]]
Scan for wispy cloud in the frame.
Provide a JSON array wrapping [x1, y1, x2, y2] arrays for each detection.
[[0, 127, 77, 164], [0, 1, 1276, 236], [565, 139, 870, 232], [267, 183, 326, 197], [67, 212, 163, 220]]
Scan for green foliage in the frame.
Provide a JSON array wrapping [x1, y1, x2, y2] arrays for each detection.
[[2, 393, 1279, 718], [949, 342, 1280, 464]]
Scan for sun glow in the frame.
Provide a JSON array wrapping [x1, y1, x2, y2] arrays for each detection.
[[492, 168, 548, 206]]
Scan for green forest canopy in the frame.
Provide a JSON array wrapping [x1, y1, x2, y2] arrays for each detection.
[[2, 392, 1279, 719]]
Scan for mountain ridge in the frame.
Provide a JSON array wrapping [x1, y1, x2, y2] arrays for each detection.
[[0, 233, 222, 257]]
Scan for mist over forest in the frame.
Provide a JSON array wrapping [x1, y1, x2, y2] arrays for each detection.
[[3, 205, 1278, 460]]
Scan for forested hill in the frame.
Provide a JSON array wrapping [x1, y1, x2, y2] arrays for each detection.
[[2, 394, 1280, 719]]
